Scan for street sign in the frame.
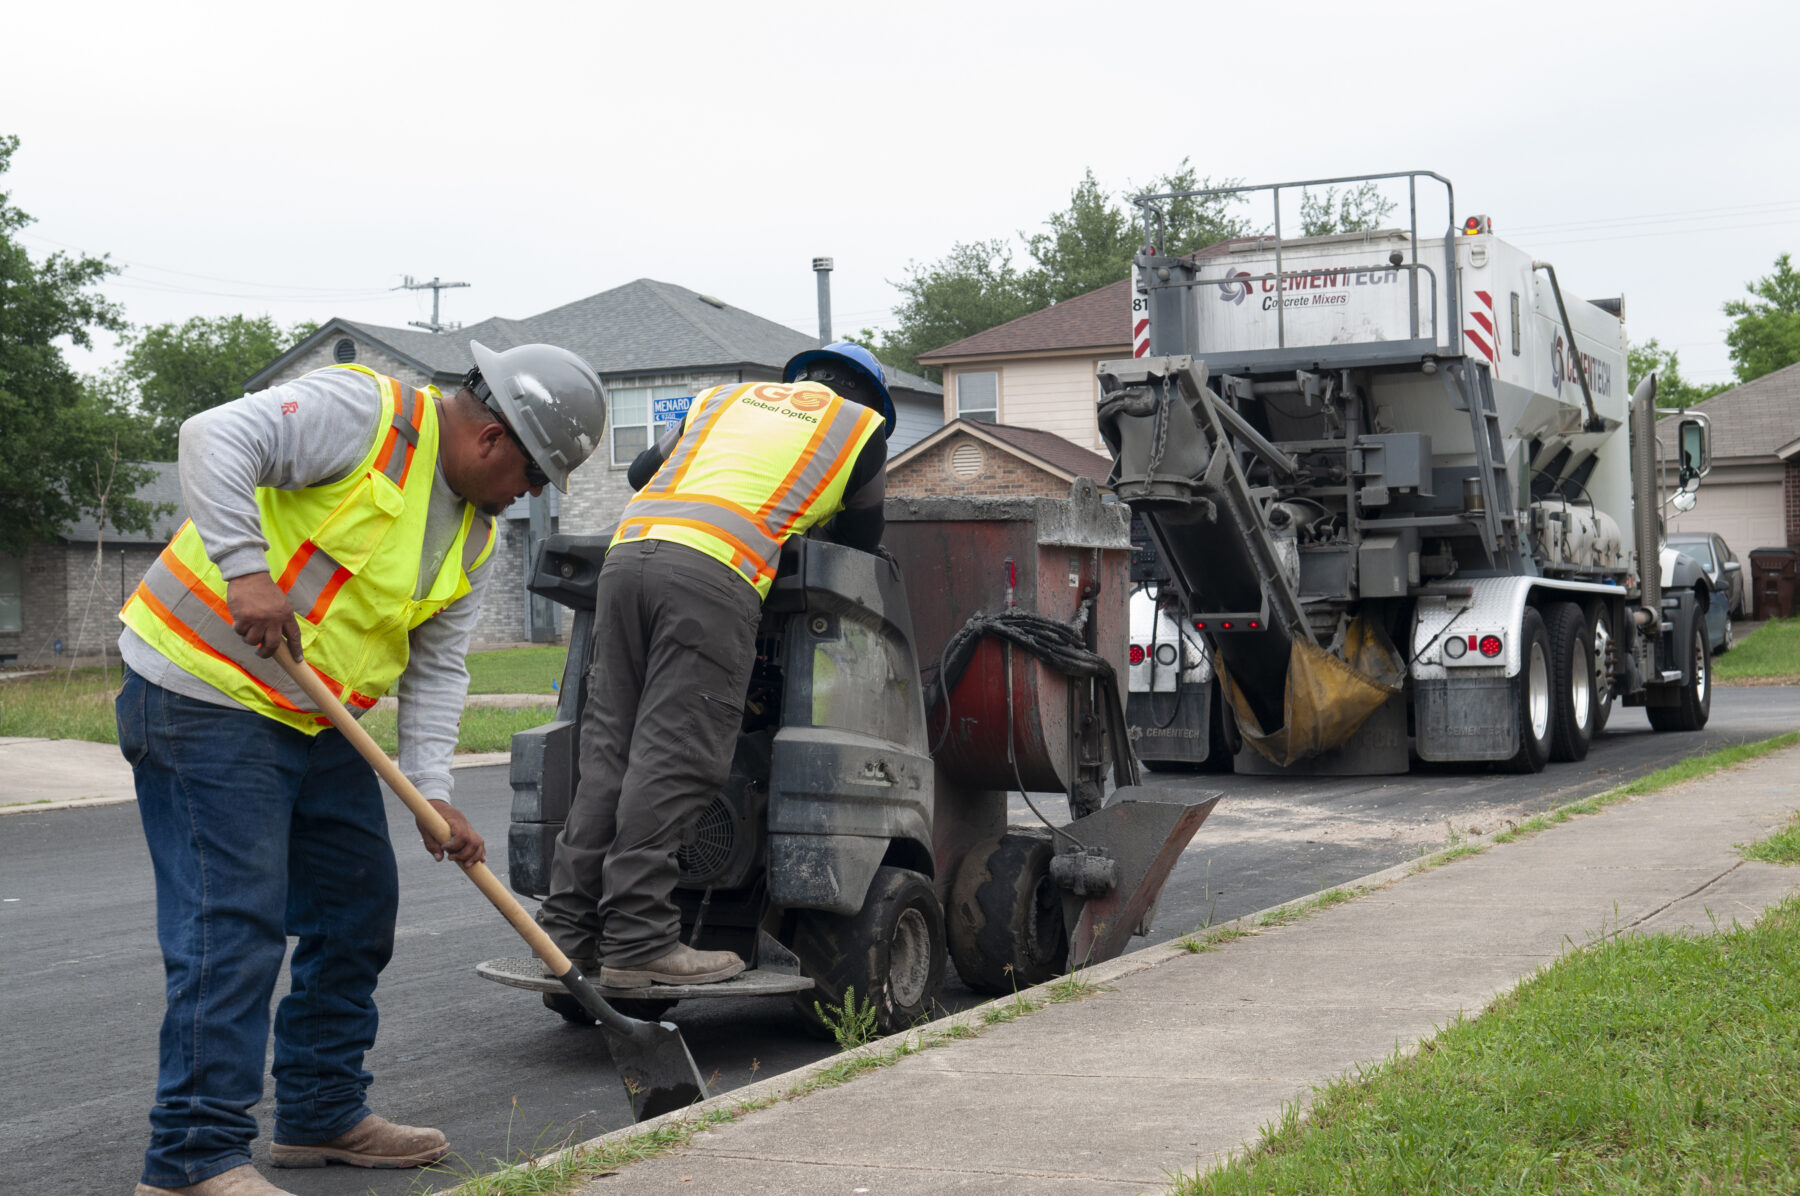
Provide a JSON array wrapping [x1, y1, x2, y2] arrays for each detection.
[[652, 394, 693, 426]]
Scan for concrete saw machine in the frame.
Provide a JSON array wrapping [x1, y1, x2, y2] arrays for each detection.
[[478, 483, 1217, 1044]]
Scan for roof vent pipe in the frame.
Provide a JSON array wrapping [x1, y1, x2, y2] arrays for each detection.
[[812, 256, 834, 345]]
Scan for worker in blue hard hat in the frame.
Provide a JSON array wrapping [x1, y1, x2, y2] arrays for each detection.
[[535, 342, 893, 989]]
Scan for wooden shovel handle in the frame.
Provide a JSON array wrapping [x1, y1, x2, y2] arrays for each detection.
[[274, 646, 573, 975]]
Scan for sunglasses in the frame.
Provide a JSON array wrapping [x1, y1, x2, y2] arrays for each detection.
[[497, 418, 551, 489]]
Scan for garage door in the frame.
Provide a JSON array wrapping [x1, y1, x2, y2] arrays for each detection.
[[1665, 477, 1786, 562]]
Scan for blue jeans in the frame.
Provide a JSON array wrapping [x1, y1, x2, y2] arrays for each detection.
[[118, 668, 399, 1188]]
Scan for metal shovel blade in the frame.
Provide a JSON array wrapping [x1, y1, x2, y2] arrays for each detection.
[[556, 966, 709, 1121]]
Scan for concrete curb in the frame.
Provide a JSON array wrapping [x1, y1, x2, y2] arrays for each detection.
[[467, 823, 1509, 1189], [0, 749, 515, 818]]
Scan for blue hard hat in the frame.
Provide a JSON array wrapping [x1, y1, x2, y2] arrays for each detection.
[[783, 341, 896, 439]]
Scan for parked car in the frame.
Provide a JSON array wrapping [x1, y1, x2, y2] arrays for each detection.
[[1668, 531, 1744, 654]]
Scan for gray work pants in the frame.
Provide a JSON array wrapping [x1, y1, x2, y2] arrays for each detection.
[[538, 538, 762, 969]]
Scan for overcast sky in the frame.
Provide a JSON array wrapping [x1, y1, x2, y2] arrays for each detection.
[[7, 0, 1795, 386]]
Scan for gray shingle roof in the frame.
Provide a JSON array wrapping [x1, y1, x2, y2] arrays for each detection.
[[1656, 359, 1800, 462], [272, 278, 940, 396], [62, 462, 187, 544]]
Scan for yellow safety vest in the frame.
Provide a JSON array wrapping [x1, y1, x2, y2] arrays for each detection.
[[120, 365, 496, 733], [612, 381, 883, 597]]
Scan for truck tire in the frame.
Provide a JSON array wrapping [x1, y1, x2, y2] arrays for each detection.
[[787, 866, 946, 1038], [542, 992, 675, 1025], [1502, 606, 1553, 774], [1545, 602, 1594, 763], [947, 831, 1069, 995], [1647, 618, 1712, 732], [1586, 601, 1615, 737]]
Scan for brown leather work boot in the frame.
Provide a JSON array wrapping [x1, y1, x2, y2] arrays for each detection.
[[267, 1113, 448, 1169], [600, 943, 745, 988], [134, 1163, 297, 1194]]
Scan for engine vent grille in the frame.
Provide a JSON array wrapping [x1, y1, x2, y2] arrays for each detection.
[[676, 795, 734, 881]]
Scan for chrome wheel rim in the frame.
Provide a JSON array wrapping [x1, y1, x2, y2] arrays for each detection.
[[1528, 641, 1551, 741], [1694, 632, 1709, 706], [1570, 637, 1592, 727], [888, 907, 931, 1009], [1592, 615, 1613, 708]]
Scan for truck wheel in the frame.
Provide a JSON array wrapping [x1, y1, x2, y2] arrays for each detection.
[[788, 866, 946, 1038], [1545, 602, 1594, 763], [1647, 619, 1712, 732], [947, 831, 1069, 995], [1586, 602, 1615, 737], [542, 992, 675, 1025], [1502, 607, 1553, 774]]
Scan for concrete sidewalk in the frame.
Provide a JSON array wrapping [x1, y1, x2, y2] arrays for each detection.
[[564, 748, 1800, 1196]]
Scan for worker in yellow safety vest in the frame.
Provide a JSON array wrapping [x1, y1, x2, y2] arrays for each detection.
[[120, 341, 607, 1196], [536, 342, 893, 989]]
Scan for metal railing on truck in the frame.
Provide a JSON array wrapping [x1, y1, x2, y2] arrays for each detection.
[[1130, 170, 1457, 370]]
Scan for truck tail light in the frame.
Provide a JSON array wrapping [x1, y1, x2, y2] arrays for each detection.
[[1129, 644, 1145, 665], [1478, 634, 1503, 658], [1192, 620, 1207, 631], [1443, 636, 1468, 659], [1155, 643, 1178, 666]]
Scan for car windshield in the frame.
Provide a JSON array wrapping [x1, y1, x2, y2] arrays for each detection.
[[1672, 538, 1715, 569]]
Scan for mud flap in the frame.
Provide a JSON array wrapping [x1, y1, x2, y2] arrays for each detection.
[[1059, 788, 1220, 968], [1218, 615, 1403, 768]]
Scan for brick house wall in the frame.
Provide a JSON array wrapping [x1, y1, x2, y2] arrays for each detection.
[[0, 539, 165, 666], [887, 429, 1073, 500], [1787, 459, 1800, 547]]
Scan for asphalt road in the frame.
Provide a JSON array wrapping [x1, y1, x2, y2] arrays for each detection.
[[4, 688, 1797, 1196]]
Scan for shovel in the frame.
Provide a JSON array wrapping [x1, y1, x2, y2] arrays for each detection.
[[274, 646, 709, 1122]]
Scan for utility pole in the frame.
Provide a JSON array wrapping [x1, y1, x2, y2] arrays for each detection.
[[398, 275, 470, 333]]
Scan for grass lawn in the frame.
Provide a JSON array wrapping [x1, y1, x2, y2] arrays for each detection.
[[0, 665, 555, 754], [0, 665, 124, 744], [360, 704, 555, 755], [1172, 893, 1800, 1194], [465, 645, 568, 695], [1717, 616, 1800, 684]]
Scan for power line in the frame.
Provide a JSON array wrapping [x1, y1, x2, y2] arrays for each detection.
[[18, 230, 396, 298]]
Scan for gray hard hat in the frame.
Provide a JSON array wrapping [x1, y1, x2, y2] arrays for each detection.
[[467, 341, 608, 491]]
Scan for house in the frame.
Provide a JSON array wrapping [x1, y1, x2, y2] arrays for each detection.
[[915, 280, 1130, 453], [249, 278, 944, 644], [1657, 359, 1800, 561], [888, 419, 1113, 500], [0, 463, 187, 665]]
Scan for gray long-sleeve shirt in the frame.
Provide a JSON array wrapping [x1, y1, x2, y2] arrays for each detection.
[[118, 367, 491, 801]]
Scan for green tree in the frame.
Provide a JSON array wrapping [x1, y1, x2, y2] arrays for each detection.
[[875, 239, 1040, 377], [0, 134, 162, 557], [1298, 182, 1397, 237], [1626, 337, 1725, 410], [120, 314, 317, 455], [1722, 252, 1800, 383]]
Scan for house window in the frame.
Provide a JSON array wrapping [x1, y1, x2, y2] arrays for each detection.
[[0, 554, 21, 634], [957, 372, 998, 423], [611, 385, 694, 465]]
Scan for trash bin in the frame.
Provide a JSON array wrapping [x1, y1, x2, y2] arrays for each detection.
[[1748, 546, 1798, 621]]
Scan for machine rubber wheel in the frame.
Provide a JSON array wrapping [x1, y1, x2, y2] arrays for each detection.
[[947, 831, 1069, 995], [1545, 602, 1594, 763], [1586, 601, 1615, 738], [1647, 617, 1712, 732], [542, 992, 676, 1025], [1198, 679, 1240, 774], [787, 866, 946, 1038], [1502, 606, 1553, 774]]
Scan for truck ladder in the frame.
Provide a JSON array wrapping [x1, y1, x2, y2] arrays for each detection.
[[1443, 359, 1518, 565]]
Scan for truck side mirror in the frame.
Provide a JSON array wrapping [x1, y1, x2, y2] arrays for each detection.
[[1677, 417, 1710, 492]]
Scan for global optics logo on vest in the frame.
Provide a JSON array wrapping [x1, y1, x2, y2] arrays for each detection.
[[740, 394, 824, 424]]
